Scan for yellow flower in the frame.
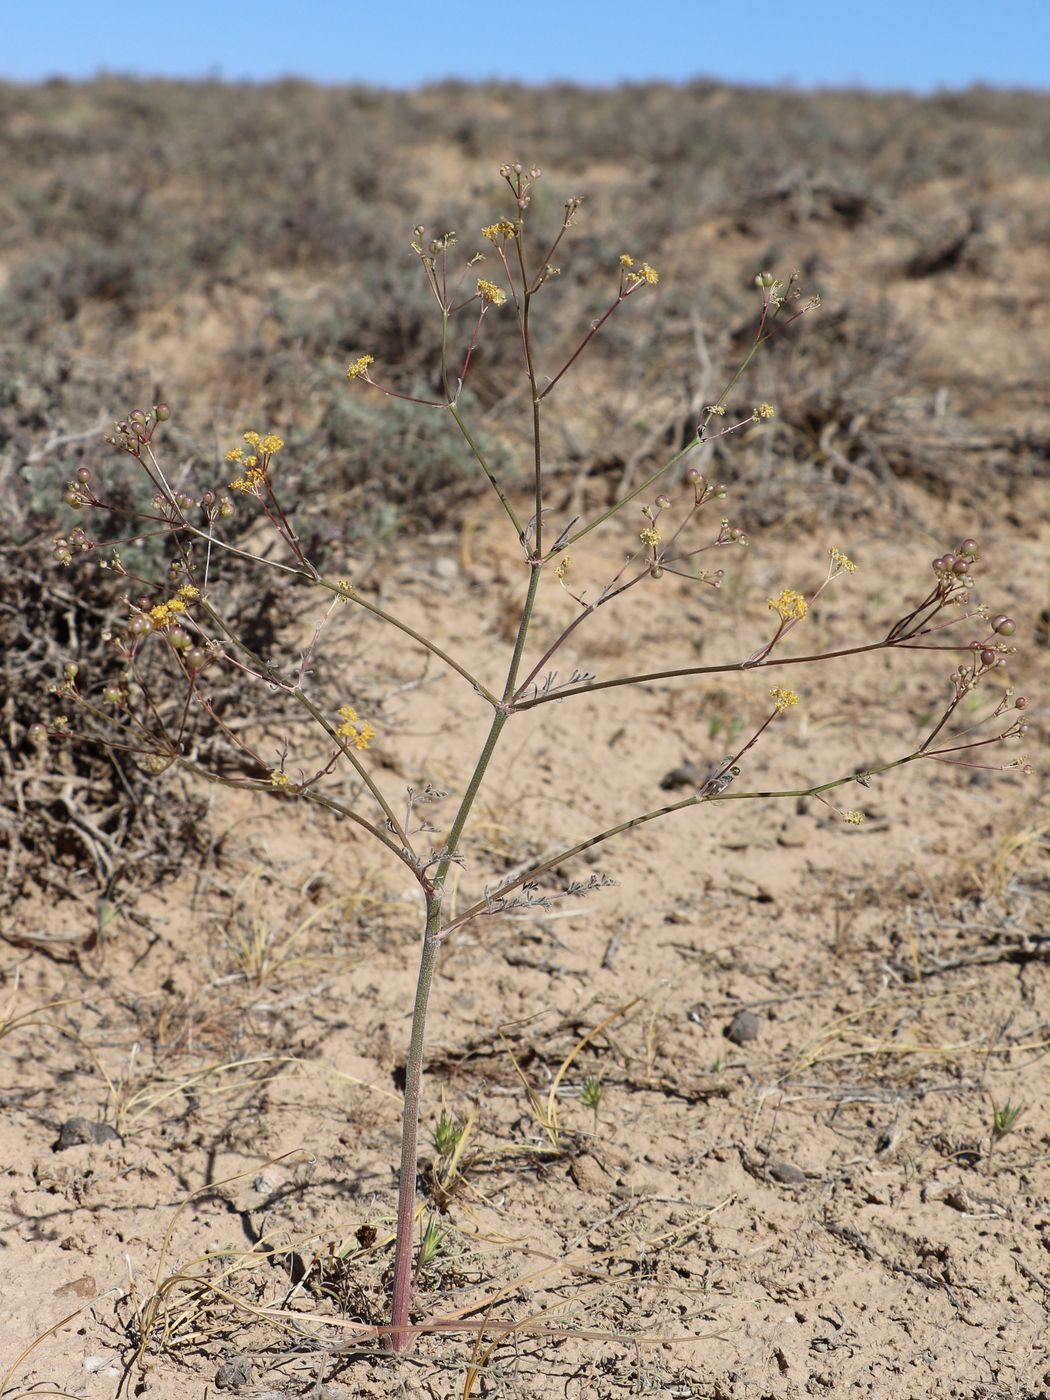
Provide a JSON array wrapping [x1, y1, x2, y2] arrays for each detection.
[[554, 555, 572, 580], [177, 583, 200, 600], [640, 525, 661, 547], [225, 447, 243, 462], [229, 468, 264, 494], [482, 219, 517, 241], [829, 547, 857, 573], [842, 810, 865, 825], [753, 403, 775, 421], [770, 687, 798, 712], [243, 431, 262, 449], [638, 262, 659, 285], [260, 434, 284, 455], [270, 769, 290, 789], [768, 589, 807, 622], [347, 354, 375, 380], [706, 404, 727, 416], [149, 598, 186, 627], [619, 253, 635, 268], [476, 278, 507, 306], [336, 704, 376, 751]]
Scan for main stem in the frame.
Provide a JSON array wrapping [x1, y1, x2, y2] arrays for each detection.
[[386, 567, 540, 1351], [387, 897, 442, 1353]]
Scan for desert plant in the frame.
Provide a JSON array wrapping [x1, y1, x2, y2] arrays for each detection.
[[987, 1097, 1024, 1173], [36, 163, 1032, 1355]]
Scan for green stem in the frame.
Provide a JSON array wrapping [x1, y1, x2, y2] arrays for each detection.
[[386, 565, 542, 1349], [510, 633, 964, 712], [388, 899, 442, 1354]]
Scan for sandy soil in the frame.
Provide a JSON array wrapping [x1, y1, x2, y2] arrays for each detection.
[[2, 486, 1048, 1399]]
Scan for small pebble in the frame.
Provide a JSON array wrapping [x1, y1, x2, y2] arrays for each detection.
[[215, 1355, 253, 1391], [768, 1159, 807, 1185], [724, 1010, 760, 1045]]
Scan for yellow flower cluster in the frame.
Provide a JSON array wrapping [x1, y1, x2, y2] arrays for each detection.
[[842, 810, 865, 825], [769, 687, 799, 712], [229, 464, 265, 494], [244, 431, 284, 455], [752, 403, 776, 421], [482, 219, 517, 241], [476, 278, 507, 306], [149, 597, 187, 628], [227, 432, 283, 460], [829, 547, 858, 573], [620, 254, 659, 284], [554, 555, 572, 580], [270, 769, 290, 789], [347, 354, 375, 380], [227, 431, 282, 492], [336, 704, 376, 752], [768, 589, 808, 622], [177, 583, 200, 601], [640, 525, 661, 547]]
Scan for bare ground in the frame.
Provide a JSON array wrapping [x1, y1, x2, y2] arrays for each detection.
[[2, 496, 1048, 1400]]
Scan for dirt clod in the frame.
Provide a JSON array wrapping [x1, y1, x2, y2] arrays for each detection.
[[54, 1118, 121, 1151], [725, 1010, 761, 1045]]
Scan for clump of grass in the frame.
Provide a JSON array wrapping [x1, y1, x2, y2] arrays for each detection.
[[987, 1097, 1024, 1174], [580, 1075, 603, 1133], [219, 865, 359, 990], [38, 162, 1033, 1357]]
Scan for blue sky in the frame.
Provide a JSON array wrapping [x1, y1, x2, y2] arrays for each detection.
[[5, 1, 1049, 91]]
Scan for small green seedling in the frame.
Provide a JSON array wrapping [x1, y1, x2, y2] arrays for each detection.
[[416, 1215, 446, 1272], [432, 1108, 464, 1159], [580, 1076, 602, 1132], [987, 1098, 1023, 1173]]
